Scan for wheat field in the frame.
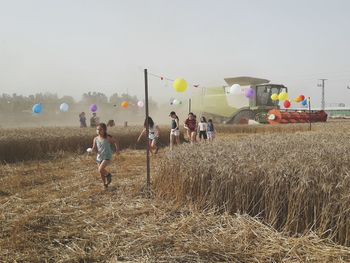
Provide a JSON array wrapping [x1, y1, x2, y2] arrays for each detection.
[[1, 122, 350, 262]]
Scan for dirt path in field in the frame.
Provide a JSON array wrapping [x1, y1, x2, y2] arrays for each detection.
[[0, 149, 191, 262]]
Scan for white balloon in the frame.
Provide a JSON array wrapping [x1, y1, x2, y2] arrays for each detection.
[[173, 99, 180, 105], [229, 84, 242, 95], [59, 103, 69, 112], [137, 101, 144, 107]]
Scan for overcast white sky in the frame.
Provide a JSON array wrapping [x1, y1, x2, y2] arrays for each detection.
[[0, 0, 350, 107]]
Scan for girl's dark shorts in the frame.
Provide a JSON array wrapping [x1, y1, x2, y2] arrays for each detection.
[[199, 131, 207, 139]]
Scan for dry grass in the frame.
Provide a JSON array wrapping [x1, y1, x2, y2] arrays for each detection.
[[1, 149, 350, 262], [0, 122, 318, 163], [1, 122, 350, 261], [0, 126, 173, 163], [155, 122, 350, 247]]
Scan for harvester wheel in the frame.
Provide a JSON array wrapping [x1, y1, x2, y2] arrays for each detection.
[[230, 110, 256, 124]]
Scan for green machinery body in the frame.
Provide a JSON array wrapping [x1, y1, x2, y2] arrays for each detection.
[[191, 77, 288, 124]]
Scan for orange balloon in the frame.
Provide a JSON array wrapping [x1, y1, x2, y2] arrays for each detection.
[[294, 96, 302, 103], [121, 101, 129, 108]]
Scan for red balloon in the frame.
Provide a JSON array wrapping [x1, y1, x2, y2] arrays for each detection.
[[299, 95, 305, 101], [284, 100, 291, 108]]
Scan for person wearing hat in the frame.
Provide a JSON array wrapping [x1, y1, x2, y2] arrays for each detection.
[[169, 111, 180, 150]]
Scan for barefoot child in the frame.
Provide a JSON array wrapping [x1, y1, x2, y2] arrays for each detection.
[[91, 123, 119, 189], [137, 117, 161, 154]]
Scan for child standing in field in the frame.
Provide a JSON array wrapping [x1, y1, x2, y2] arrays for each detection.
[[198, 116, 208, 142], [184, 112, 197, 144], [137, 117, 161, 154], [207, 119, 215, 142], [169, 111, 180, 150], [79, 112, 87, 128], [90, 123, 119, 189]]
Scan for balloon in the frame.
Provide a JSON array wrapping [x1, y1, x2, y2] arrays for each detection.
[[59, 103, 69, 112], [301, 99, 308, 106], [172, 99, 180, 105], [271, 93, 279, 101], [278, 92, 288, 101], [137, 101, 144, 107], [173, 78, 188, 92], [121, 101, 129, 108], [283, 100, 291, 108], [244, 87, 255, 98], [229, 84, 242, 95], [90, 104, 97, 112], [299, 95, 305, 101], [294, 96, 302, 103], [32, 103, 42, 113]]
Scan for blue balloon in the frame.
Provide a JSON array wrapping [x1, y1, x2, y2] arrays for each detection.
[[301, 99, 308, 106], [32, 103, 42, 113]]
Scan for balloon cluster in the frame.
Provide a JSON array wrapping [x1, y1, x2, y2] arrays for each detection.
[[229, 84, 255, 98], [271, 92, 308, 109], [170, 98, 182, 105], [32, 102, 70, 114]]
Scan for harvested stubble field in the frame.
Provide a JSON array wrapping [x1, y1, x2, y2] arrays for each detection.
[[1, 122, 350, 262]]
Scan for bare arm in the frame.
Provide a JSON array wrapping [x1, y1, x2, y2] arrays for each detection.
[[155, 125, 161, 137], [109, 136, 119, 154], [91, 137, 97, 152], [137, 128, 147, 142]]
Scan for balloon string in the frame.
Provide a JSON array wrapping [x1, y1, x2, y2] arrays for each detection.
[[138, 67, 200, 88]]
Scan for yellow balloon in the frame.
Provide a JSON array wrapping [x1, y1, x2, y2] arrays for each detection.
[[271, 93, 279, 101], [173, 78, 188, 92], [278, 92, 288, 101], [121, 101, 129, 108]]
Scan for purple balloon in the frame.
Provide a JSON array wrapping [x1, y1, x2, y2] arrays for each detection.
[[245, 87, 255, 98], [90, 104, 97, 112]]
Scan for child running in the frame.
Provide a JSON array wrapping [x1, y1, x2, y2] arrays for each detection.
[[207, 119, 215, 142], [198, 116, 208, 142], [90, 123, 119, 189], [137, 116, 161, 154], [169, 111, 180, 150]]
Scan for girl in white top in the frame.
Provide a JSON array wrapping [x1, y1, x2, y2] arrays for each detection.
[[198, 116, 208, 141], [137, 116, 161, 154]]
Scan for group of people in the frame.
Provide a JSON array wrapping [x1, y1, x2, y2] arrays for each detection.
[[79, 112, 115, 128], [89, 111, 215, 189], [169, 111, 215, 149]]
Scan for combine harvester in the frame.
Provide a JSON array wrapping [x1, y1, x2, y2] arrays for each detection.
[[191, 76, 328, 124]]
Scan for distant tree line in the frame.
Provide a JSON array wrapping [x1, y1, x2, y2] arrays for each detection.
[[0, 92, 158, 114]]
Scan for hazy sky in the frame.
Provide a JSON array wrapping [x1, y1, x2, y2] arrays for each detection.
[[1, 0, 350, 107]]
